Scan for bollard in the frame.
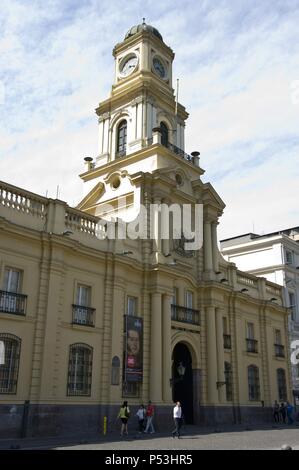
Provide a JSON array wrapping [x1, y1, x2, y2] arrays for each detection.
[[103, 416, 107, 436]]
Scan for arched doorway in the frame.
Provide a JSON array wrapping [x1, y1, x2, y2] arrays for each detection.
[[172, 342, 193, 424]]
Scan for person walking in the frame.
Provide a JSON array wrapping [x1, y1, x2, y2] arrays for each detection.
[[286, 402, 294, 425], [136, 404, 146, 433], [273, 401, 280, 423], [172, 401, 183, 438], [279, 402, 287, 424], [144, 400, 155, 434], [118, 401, 130, 436]]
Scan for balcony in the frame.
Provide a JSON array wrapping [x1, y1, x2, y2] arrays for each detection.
[[223, 334, 232, 349], [0, 290, 27, 316], [274, 344, 285, 358], [72, 305, 95, 327], [246, 338, 258, 353], [171, 305, 200, 326]]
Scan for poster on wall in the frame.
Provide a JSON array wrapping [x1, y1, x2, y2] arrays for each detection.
[[124, 315, 143, 382]]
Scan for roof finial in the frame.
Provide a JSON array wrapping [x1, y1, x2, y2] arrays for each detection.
[[142, 17, 146, 24]]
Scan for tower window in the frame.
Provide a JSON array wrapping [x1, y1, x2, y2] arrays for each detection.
[[160, 122, 168, 147], [116, 120, 127, 157]]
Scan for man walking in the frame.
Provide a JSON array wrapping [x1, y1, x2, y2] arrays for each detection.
[[144, 400, 155, 434], [172, 401, 183, 438]]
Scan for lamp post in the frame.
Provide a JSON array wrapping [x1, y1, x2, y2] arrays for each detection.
[[170, 361, 186, 387]]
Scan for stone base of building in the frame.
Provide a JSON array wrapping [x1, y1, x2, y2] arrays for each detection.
[[0, 403, 273, 439]]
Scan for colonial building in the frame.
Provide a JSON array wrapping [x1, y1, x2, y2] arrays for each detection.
[[221, 227, 299, 399], [0, 22, 292, 438]]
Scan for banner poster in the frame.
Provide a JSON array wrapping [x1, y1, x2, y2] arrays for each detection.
[[124, 315, 143, 382]]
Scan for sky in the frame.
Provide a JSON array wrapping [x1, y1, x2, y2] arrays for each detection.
[[0, 0, 299, 240]]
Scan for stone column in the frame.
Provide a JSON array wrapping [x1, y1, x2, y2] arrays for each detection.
[[216, 308, 225, 403], [211, 222, 219, 273], [206, 306, 218, 404], [162, 294, 172, 402], [150, 293, 162, 402], [204, 221, 213, 273]]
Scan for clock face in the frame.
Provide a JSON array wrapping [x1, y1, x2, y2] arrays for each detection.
[[153, 57, 166, 78], [120, 55, 138, 77]]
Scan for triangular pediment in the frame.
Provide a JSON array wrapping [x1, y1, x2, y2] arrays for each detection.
[[76, 182, 105, 213]]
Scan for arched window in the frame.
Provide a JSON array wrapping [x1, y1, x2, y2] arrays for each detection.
[[224, 362, 233, 401], [277, 368, 287, 401], [160, 121, 168, 147], [67, 343, 93, 396], [116, 120, 127, 157], [248, 365, 260, 401], [111, 356, 120, 385], [0, 333, 21, 394]]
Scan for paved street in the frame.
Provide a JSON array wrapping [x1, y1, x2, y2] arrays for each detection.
[[54, 425, 299, 451]]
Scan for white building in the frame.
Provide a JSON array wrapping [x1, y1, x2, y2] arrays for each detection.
[[220, 227, 299, 396]]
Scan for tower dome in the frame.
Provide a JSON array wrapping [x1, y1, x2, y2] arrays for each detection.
[[125, 20, 163, 42]]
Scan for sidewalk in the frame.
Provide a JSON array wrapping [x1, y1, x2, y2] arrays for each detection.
[[0, 422, 298, 450]]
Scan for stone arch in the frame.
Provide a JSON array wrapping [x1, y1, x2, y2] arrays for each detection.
[[171, 331, 200, 369]]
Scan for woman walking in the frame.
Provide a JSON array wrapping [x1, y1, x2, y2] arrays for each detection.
[[118, 401, 130, 436], [136, 404, 146, 433]]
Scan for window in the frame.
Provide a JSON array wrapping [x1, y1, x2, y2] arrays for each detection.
[[224, 362, 233, 401], [0, 334, 21, 394], [117, 120, 127, 156], [247, 322, 254, 339], [67, 344, 93, 396], [3, 268, 22, 293], [248, 365, 260, 401], [172, 288, 178, 306], [73, 285, 94, 325], [289, 292, 296, 320], [277, 368, 287, 401], [127, 296, 137, 316], [111, 356, 120, 385], [185, 291, 193, 309], [76, 285, 91, 307], [160, 121, 168, 147], [285, 250, 293, 265]]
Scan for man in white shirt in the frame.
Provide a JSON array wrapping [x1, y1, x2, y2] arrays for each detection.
[[172, 401, 183, 438]]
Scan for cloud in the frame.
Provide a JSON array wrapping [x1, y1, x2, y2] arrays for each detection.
[[0, 0, 298, 239]]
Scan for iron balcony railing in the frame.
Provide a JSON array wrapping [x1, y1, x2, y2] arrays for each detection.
[[171, 304, 200, 326], [246, 338, 258, 353], [223, 334, 232, 349], [0, 290, 27, 315], [148, 137, 195, 164], [274, 344, 285, 358], [72, 305, 95, 327]]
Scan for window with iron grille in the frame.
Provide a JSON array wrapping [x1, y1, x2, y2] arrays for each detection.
[[277, 368, 287, 401], [117, 120, 127, 156], [111, 356, 120, 385], [0, 334, 21, 394], [67, 343, 93, 396], [248, 365, 260, 401], [224, 362, 233, 401], [122, 381, 140, 398]]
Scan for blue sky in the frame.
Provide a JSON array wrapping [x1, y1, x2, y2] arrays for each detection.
[[0, 0, 299, 239]]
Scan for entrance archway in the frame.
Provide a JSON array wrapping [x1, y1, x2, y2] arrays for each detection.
[[172, 342, 193, 424]]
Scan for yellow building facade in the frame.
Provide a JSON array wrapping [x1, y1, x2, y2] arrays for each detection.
[[0, 23, 292, 438]]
